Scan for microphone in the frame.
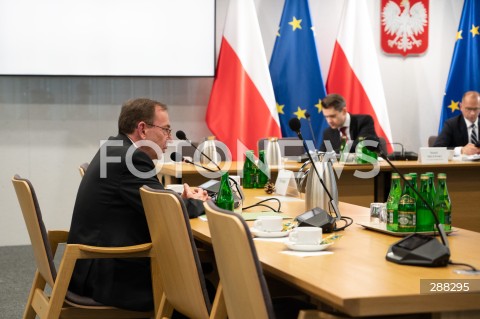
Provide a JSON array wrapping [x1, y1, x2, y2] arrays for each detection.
[[176, 130, 222, 171], [289, 118, 342, 226], [390, 142, 405, 159], [170, 152, 217, 173], [384, 141, 419, 161], [364, 136, 450, 267], [170, 152, 244, 201], [305, 112, 317, 147]]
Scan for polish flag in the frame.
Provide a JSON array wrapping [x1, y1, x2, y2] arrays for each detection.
[[326, 0, 393, 153], [206, 0, 281, 160]]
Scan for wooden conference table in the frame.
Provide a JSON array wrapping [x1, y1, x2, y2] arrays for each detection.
[[191, 189, 480, 318], [158, 159, 480, 233]]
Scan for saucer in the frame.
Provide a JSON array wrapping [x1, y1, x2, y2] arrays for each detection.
[[285, 241, 333, 252], [250, 227, 291, 238]]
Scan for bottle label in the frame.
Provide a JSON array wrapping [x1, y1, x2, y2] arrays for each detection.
[[398, 210, 416, 230]]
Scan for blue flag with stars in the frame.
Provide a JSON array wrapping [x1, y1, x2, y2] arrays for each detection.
[[439, 0, 480, 132], [269, 0, 327, 148]]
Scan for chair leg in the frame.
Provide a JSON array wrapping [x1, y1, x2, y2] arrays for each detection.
[[23, 271, 46, 319], [209, 283, 227, 319], [151, 257, 164, 317], [46, 248, 78, 319], [156, 293, 174, 319], [298, 310, 348, 319]]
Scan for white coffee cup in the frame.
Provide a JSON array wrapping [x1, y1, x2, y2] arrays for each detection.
[[288, 227, 322, 245], [253, 216, 283, 232]]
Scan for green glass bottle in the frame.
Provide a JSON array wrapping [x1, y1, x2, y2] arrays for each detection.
[[257, 150, 269, 188], [434, 173, 452, 231], [416, 174, 435, 232], [408, 172, 418, 202], [216, 171, 234, 211], [242, 151, 256, 189], [355, 137, 366, 164], [386, 173, 402, 231], [398, 175, 416, 232], [426, 172, 436, 202], [355, 137, 377, 164], [339, 136, 347, 162]]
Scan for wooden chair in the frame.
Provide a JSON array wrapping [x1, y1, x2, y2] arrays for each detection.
[[78, 162, 89, 177], [139, 186, 226, 319], [12, 174, 155, 319], [204, 201, 347, 319]]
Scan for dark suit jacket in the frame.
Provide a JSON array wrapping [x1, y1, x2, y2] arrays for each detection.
[[433, 114, 471, 149], [319, 114, 377, 153], [67, 134, 204, 311]]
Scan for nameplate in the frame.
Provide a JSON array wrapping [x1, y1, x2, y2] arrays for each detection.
[[419, 147, 448, 164], [275, 169, 299, 197]]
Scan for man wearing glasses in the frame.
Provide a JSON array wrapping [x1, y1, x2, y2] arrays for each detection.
[[67, 98, 209, 312], [434, 91, 480, 156]]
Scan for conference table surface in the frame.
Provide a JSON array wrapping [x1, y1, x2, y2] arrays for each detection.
[[190, 189, 480, 318], [159, 159, 480, 233]]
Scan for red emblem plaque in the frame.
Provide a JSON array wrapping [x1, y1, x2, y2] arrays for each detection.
[[381, 0, 429, 56]]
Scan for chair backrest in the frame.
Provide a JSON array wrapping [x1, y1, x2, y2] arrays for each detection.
[[428, 135, 437, 147], [258, 137, 304, 160], [12, 175, 57, 288], [204, 200, 275, 319], [139, 187, 211, 318], [79, 162, 89, 177]]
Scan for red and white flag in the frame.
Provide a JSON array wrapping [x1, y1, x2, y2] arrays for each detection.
[[206, 0, 281, 160], [326, 0, 393, 153]]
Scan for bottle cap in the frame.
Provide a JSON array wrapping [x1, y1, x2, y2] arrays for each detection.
[[438, 173, 447, 179]]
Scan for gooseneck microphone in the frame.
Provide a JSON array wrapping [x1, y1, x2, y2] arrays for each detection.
[[386, 142, 406, 160], [305, 112, 318, 147], [289, 118, 341, 220], [170, 152, 244, 200], [170, 152, 217, 173], [176, 130, 222, 171], [365, 136, 450, 267]]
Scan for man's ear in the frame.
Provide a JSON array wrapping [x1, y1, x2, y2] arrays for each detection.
[[137, 122, 148, 139]]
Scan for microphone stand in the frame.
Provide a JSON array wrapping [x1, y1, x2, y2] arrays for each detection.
[[376, 146, 450, 267], [184, 158, 218, 173], [178, 134, 222, 171], [176, 154, 244, 201], [387, 142, 406, 160], [296, 131, 341, 220], [305, 112, 318, 147]]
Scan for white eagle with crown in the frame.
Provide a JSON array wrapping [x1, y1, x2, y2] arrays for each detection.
[[382, 0, 427, 52]]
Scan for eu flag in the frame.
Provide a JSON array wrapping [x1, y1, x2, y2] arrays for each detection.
[[439, 0, 480, 132], [269, 0, 327, 149]]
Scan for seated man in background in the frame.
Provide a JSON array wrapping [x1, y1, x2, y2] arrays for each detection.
[[67, 98, 209, 312], [434, 91, 480, 156], [319, 93, 378, 153]]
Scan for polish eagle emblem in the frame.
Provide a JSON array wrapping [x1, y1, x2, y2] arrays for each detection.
[[381, 0, 428, 56]]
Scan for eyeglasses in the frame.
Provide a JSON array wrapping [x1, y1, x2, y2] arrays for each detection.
[[464, 107, 480, 113], [146, 123, 172, 136]]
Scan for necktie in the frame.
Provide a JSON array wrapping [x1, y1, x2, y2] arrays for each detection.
[[471, 124, 478, 145], [340, 127, 348, 140]]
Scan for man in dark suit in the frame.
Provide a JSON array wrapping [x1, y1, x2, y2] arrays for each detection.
[[319, 94, 378, 153], [67, 98, 209, 311], [434, 91, 480, 156]]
